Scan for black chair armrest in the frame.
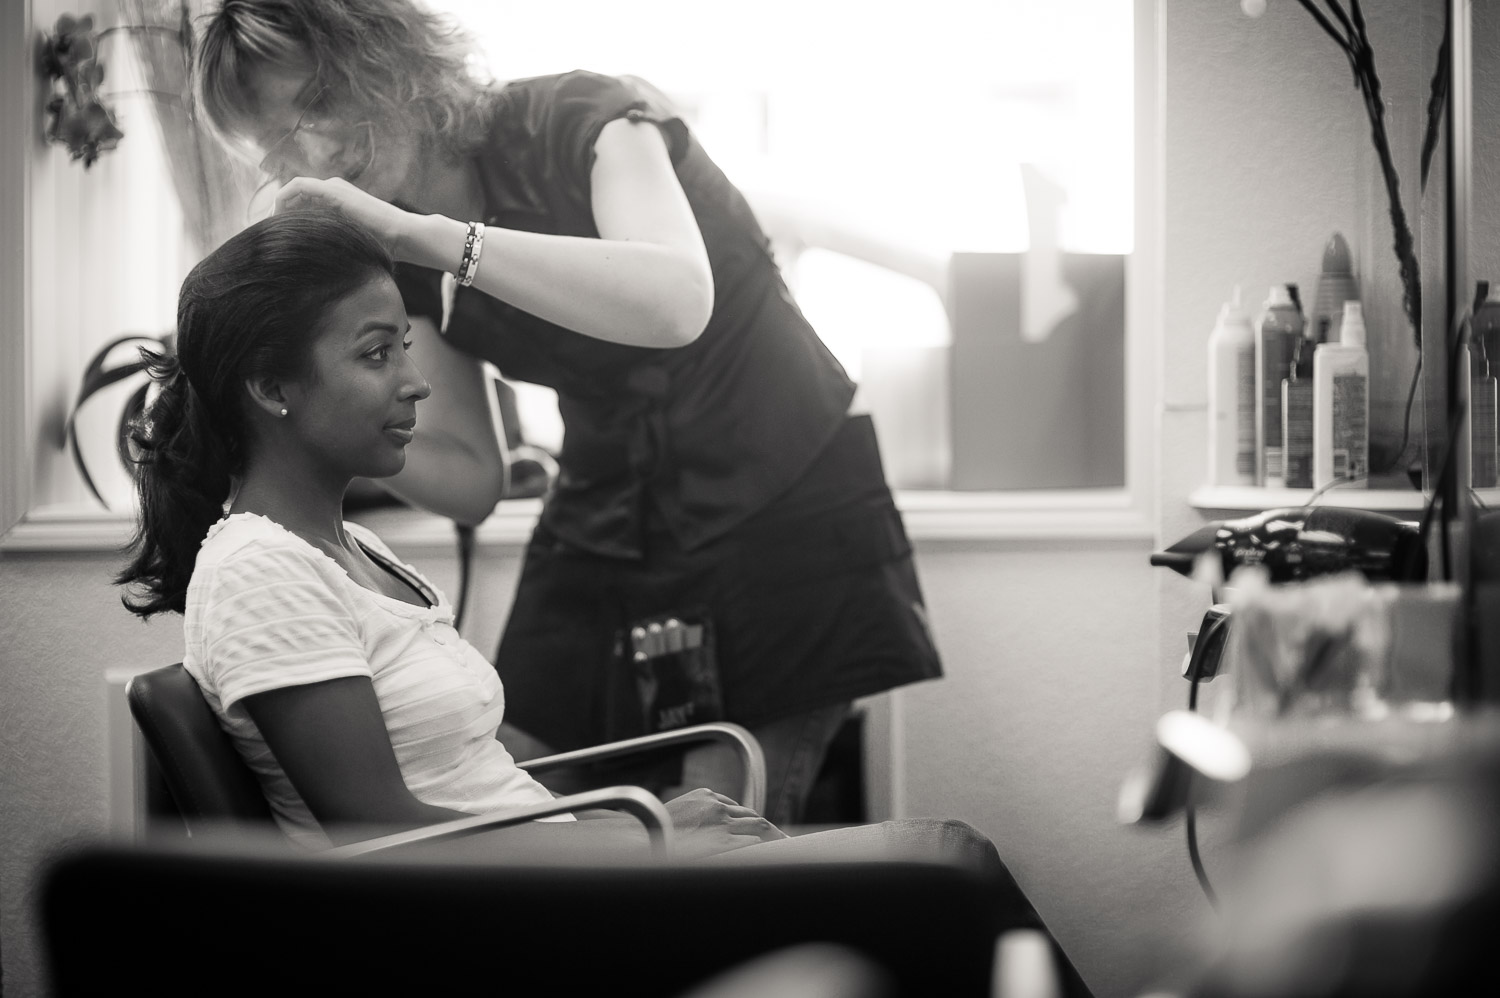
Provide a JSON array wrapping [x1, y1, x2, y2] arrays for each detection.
[[517, 722, 767, 813], [325, 785, 673, 859]]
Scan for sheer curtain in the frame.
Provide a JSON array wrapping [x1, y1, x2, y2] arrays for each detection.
[[116, 0, 257, 257]]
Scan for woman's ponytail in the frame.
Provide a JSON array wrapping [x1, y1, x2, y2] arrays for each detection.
[[116, 351, 238, 617]]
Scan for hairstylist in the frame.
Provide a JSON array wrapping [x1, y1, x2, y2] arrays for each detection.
[[195, 0, 942, 825]]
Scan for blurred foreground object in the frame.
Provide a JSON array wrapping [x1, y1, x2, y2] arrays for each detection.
[[680, 944, 893, 998], [1118, 710, 1251, 825], [42, 835, 1025, 997], [1183, 718, 1500, 997], [1225, 572, 1459, 721]]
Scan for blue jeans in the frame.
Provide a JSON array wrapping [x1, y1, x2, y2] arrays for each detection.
[[667, 701, 853, 827]]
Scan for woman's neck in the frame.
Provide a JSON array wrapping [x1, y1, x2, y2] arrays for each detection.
[[230, 465, 350, 550]]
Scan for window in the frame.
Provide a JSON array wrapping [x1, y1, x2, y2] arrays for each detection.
[[445, 0, 1138, 494], [3, 0, 1158, 546]]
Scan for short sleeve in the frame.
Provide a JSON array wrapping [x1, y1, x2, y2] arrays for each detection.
[[199, 541, 373, 711], [542, 71, 691, 195]]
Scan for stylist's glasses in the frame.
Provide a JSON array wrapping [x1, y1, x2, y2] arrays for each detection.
[[257, 85, 374, 183]]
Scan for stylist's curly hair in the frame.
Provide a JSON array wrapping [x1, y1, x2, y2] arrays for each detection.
[[196, 0, 493, 163]]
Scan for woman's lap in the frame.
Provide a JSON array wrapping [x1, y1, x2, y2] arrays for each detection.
[[704, 818, 1006, 877]]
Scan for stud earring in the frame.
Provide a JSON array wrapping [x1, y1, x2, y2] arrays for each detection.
[[279, 408, 288, 417]]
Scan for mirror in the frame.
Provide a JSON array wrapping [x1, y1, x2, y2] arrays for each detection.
[[1461, 0, 1500, 697]]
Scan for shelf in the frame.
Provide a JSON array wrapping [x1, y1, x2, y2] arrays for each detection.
[[1189, 485, 1433, 514]]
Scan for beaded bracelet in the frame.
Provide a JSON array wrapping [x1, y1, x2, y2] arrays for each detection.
[[456, 220, 485, 287]]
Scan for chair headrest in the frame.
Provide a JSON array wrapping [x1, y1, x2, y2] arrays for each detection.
[[126, 663, 274, 827]]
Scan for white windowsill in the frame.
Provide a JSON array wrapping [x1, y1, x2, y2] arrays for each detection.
[[1188, 485, 1458, 515], [1, 488, 1153, 554]]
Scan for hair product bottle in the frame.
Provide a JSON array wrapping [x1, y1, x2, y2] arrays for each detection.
[[1310, 233, 1359, 345], [1313, 301, 1370, 489], [1256, 285, 1304, 487], [1472, 281, 1500, 489], [1283, 294, 1318, 489], [1209, 287, 1256, 486]]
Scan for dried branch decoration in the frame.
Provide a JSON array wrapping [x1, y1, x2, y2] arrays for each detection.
[[1292, 0, 1448, 349]]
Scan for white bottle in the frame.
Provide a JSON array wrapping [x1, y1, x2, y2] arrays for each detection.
[[1208, 287, 1257, 486], [1313, 300, 1370, 489]]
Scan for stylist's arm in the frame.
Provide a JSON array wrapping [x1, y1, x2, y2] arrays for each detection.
[[272, 117, 713, 350]]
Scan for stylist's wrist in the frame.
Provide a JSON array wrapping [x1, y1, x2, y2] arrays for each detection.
[[396, 213, 470, 273]]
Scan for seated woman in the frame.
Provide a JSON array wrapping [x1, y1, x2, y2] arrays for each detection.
[[114, 207, 768, 858]]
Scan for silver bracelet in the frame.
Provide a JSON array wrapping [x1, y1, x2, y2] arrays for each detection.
[[456, 221, 485, 287]]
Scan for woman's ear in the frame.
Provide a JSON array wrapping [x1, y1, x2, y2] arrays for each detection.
[[244, 375, 290, 419]]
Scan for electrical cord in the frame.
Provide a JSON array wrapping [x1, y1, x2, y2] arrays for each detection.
[[1184, 660, 1218, 909], [1302, 474, 1370, 508], [1185, 804, 1217, 910], [1372, 353, 1424, 477]]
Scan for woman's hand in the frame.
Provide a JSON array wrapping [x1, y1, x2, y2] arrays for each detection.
[[664, 787, 786, 859], [274, 176, 412, 258]]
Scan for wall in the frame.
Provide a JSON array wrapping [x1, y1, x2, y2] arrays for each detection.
[[899, 539, 1193, 998]]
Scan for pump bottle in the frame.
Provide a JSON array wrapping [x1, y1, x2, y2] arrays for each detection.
[[1313, 301, 1370, 489]]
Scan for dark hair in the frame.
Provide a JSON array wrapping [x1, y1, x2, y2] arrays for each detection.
[[117, 208, 394, 618], [195, 0, 494, 162]]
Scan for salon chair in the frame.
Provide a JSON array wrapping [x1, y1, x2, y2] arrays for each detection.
[[124, 662, 766, 849], [115, 664, 1085, 997]]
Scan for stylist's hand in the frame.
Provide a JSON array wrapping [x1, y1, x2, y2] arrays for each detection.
[[274, 176, 410, 258], [665, 787, 786, 859]]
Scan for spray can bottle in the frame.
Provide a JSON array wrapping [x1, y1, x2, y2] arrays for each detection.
[[1257, 285, 1304, 486], [1310, 233, 1359, 345], [1209, 287, 1256, 486], [1283, 285, 1317, 488]]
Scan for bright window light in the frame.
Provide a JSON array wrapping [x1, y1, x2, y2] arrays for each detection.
[[432, 0, 1134, 490], [435, 0, 1132, 254]]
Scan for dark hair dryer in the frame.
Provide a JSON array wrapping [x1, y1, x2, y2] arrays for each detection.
[[1151, 506, 1428, 584]]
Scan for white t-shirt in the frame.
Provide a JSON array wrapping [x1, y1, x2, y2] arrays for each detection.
[[183, 512, 568, 849]]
